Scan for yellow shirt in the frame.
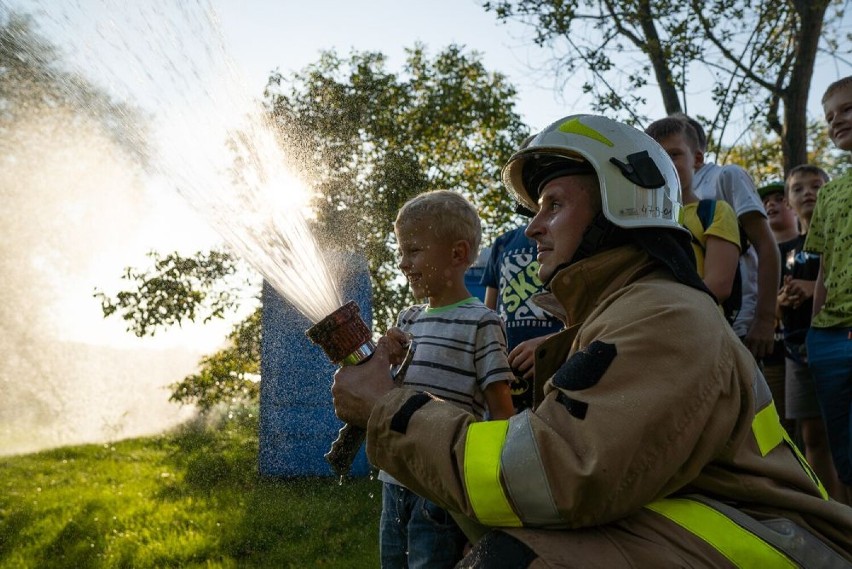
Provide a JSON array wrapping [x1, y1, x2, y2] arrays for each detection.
[[679, 200, 741, 277]]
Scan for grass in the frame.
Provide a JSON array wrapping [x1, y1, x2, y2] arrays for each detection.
[[0, 408, 381, 568]]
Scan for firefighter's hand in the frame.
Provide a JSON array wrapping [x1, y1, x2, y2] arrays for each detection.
[[332, 338, 396, 429]]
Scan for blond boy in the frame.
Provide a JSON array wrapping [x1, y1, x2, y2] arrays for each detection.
[[378, 190, 514, 568]]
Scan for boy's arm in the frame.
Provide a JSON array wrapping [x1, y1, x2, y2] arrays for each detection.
[[483, 380, 514, 419], [740, 210, 780, 358], [812, 257, 828, 319], [703, 235, 740, 302]]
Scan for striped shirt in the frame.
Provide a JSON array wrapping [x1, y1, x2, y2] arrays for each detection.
[[395, 297, 514, 419], [380, 297, 514, 487]]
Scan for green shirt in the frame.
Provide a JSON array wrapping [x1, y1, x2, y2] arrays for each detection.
[[804, 172, 852, 327]]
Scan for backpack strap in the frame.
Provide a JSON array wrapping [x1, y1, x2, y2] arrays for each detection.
[[696, 199, 716, 232], [690, 200, 716, 253]]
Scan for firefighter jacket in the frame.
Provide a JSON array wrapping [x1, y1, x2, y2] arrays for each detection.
[[365, 244, 852, 567]]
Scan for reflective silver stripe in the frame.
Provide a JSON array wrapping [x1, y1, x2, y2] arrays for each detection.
[[501, 410, 562, 526], [688, 495, 851, 569], [753, 364, 773, 411]]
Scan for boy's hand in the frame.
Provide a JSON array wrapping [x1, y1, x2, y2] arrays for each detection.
[[508, 335, 550, 380], [778, 276, 795, 308], [383, 327, 412, 366], [784, 278, 815, 309], [745, 316, 775, 359], [331, 340, 396, 429]]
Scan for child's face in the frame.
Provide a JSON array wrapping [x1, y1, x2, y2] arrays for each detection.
[[655, 133, 697, 192], [762, 192, 796, 232], [395, 219, 455, 302], [786, 172, 824, 221], [824, 85, 852, 151]]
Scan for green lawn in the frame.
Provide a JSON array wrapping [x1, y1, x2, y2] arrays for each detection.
[[0, 409, 381, 568]]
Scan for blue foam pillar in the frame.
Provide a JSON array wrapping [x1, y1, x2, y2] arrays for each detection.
[[464, 246, 489, 302], [464, 265, 486, 302], [259, 255, 372, 477]]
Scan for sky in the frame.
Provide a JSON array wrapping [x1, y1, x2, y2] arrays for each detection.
[[209, 0, 846, 134], [3, 0, 848, 352], [211, 0, 575, 132]]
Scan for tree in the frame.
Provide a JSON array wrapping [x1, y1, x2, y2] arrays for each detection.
[[94, 250, 250, 337], [484, 0, 851, 173], [266, 45, 528, 328], [725, 120, 852, 186], [98, 45, 528, 409], [0, 11, 147, 163], [168, 308, 261, 413]]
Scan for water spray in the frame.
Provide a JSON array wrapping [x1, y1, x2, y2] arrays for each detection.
[[15, 0, 374, 473]]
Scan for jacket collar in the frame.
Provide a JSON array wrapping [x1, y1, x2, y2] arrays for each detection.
[[533, 244, 658, 327]]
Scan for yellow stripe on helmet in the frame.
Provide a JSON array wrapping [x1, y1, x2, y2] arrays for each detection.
[[558, 117, 614, 147]]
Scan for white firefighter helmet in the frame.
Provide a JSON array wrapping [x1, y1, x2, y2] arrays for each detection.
[[503, 115, 686, 233]]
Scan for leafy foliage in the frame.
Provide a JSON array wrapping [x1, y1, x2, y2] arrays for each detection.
[[168, 308, 261, 413], [722, 120, 852, 186], [0, 10, 148, 162], [94, 250, 251, 337], [266, 45, 529, 329], [484, 0, 851, 172], [483, 0, 703, 121]]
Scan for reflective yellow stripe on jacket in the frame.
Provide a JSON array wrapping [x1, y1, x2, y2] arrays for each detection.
[[644, 388, 826, 567], [752, 400, 829, 499], [464, 420, 522, 527], [645, 498, 797, 568]]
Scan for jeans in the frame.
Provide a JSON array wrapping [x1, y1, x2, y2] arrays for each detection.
[[380, 482, 466, 569], [806, 327, 852, 484]]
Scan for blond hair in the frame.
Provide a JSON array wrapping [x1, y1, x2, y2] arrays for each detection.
[[822, 76, 852, 104], [394, 190, 482, 265]]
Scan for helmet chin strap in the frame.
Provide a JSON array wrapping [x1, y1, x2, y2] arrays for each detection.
[[542, 212, 628, 289], [541, 219, 713, 301]]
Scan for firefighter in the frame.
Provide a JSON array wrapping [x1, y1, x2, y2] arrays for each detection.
[[332, 115, 852, 567]]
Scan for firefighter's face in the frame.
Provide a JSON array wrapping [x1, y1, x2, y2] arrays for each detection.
[[525, 174, 600, 283]]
